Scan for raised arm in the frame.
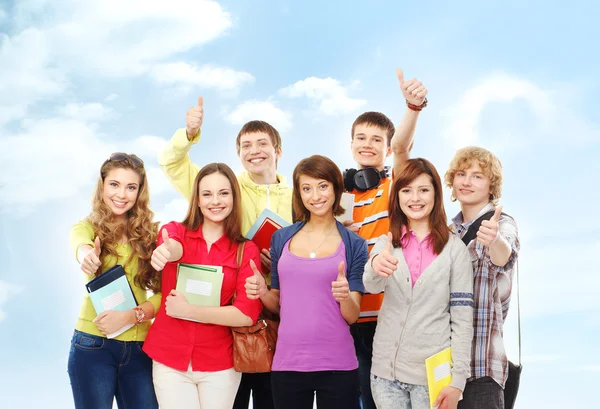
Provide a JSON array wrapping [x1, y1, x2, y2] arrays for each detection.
[[391, 68, 428, 176], [158, 96, 204, 201]]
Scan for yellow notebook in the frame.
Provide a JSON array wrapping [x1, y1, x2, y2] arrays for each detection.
[[425, 347, 453, 408]]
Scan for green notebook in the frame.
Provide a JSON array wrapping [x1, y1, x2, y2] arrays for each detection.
[[176, 263, 224, 308]]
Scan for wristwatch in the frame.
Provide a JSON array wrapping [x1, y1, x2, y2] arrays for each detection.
[[133, 306, 145, 325]]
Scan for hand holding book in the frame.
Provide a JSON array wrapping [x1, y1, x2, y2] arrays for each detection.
[[165, 289, 192, 319], [93, 310, 133, 336]]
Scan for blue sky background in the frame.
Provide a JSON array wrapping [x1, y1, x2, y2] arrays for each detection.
[[1, 1, 599, 408]]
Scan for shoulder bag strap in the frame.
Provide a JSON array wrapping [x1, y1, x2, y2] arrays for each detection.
[[232, 241, 246, 303]]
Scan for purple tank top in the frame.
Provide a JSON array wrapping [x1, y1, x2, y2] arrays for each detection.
[[272, 239, 358, 372]]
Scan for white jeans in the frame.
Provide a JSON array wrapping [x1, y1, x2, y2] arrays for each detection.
[[152, 361, 241, 409]]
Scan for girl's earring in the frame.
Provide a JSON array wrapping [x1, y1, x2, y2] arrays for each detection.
[[450, 193, 456, 202]]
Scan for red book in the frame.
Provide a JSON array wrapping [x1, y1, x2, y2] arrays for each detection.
[[245, 209, 291, 251]]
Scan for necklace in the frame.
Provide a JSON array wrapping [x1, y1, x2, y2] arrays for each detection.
[[307, 223, 337, 259]]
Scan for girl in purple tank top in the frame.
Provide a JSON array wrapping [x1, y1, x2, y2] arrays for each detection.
[[244, 155, 368, 409]]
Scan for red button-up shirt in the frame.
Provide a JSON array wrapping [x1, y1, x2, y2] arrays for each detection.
[[143, 222, 262, 371]]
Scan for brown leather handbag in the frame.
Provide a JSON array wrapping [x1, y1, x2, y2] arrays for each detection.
[[231, 242, 279, 373]]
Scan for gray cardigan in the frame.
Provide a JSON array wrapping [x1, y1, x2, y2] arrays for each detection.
[[363, 234, 474, 391]]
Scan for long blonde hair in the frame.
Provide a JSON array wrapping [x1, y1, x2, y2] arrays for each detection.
[[87, 154, 160, 293]]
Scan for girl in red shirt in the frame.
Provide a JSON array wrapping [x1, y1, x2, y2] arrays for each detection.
[[144, 163, 262, 409]]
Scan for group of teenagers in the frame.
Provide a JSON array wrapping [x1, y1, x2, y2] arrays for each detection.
[[67, 69, 520, 409]]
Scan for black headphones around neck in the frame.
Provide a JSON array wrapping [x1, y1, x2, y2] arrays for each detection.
[[343, 167, 390, 192]]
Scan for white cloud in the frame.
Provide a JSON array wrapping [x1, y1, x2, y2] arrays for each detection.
[[149, 62, 255, 91], [579, 365, 600, 372], [441, 72, 599, 150], [154, 198, 189, 227], [0, 119, 171, 212], [0, 281, 23, 323], [519, 240, 600, 318], [0, 29, 68, 125], [226, 100, 293, 132], [279, 77, 366, 115], [104, 93, 119, 102], [0, 0, 233, 124], [56, 102, 115, 121]]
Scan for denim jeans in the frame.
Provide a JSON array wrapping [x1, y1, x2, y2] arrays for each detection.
[[351, 321, 377, 409], [458, 377, 504, 409], [370, 374, 430, 409], [67, 330, 158, 409]]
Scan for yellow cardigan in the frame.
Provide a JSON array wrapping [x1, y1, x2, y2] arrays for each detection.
[[70, 220, 161, 341]]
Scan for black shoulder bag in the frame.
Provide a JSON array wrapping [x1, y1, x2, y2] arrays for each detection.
[[461, 210, 522, 409]]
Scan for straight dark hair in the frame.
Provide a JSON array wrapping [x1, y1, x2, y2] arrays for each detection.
[[182, 163, 245, 244], [389, 158, 450, 254]]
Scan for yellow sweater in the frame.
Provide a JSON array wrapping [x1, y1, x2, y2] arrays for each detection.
[[158, 128, 293, 234], [70, 220, 161, 342]]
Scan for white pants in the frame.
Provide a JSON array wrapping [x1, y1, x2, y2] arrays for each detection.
[[152, 361, 241, 409]]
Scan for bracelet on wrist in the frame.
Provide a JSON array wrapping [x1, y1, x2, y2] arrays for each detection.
[[406, 97, 428, 112], [133, 306, 145, 325]]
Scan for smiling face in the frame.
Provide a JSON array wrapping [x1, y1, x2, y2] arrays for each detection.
[[298, 174, 336, 218], [452, 161, 492, 208], [238, 131, 281, 176], [102, 167, 141, 220], [351, 124, 392, 170], [398, 173, 435, 225], [198, 172, 234, 224]]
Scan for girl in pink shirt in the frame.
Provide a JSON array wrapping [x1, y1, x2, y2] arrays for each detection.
[[365, 158, 473, 409]]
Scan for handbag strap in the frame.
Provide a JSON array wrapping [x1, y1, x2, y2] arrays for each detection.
[[515, 258, 521, 366], [232, 241, 246, 303]]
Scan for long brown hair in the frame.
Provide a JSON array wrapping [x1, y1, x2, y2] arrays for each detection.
[[87, 155, 160, 293], [389, 158, 450, 255], [292, 155, 345, 222], [182, 163, 245, 244]]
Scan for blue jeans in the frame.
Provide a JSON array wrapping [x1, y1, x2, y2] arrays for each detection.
[[351, 321, 377, 409], [370, 375, 430, 409], [67, 330, 158, 409]]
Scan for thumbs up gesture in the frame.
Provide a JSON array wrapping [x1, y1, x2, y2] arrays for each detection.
[[245, 259, 267, 300], [331, 261, 350, 302], [81, 237, 102, 275], [396, 68, 427, 107], [477, 206, 503, 247], [185, 96, 204, 138], [151, 229, 176, 271], [372, 232, 399, 278]]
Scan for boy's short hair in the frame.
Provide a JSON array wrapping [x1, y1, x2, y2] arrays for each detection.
[[351, 112, 395, 145], [444, 146, 503, 204], [235, 120, 282, 154]]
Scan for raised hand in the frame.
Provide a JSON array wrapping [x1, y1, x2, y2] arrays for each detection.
[[331, 261, 350, 302], [372, 232, 399, 278], [93, 310, 130, 335], [165, 289, 191, 319], [245, 259, 267, 300], [151, 229, 175, 271], [185, 96, 204, 138], [477, 206, 502, 247], [81, 236, 102, 275], [396, 68, 428, 107]]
